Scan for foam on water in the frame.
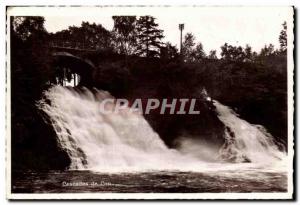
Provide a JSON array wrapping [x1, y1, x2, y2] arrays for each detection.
[[213, 101, 285, 164], [37, 86, 286, 173]]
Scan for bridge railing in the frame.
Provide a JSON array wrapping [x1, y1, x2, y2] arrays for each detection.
[[49, 41, 97, 51]]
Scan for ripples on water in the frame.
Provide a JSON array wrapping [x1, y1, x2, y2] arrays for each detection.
[[12, 170, 287, 193]]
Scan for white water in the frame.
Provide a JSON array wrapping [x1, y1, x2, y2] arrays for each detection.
[[37, 86, 286, 173], [213, 101, 286, 164]]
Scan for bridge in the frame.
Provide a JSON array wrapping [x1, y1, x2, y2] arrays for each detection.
[[49, 44, 97, 87]]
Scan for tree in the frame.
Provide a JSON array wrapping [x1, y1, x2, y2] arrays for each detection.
[[182, 33, 196, 62], [193, 42, 206, 61], [208, 50, 218, 59], [279, 21, 287, 52], [220, 43, 256, 62], [161, 42, 179, 61], [220, 43, 230, 60], [12, 16, 47, 42], [260, 44, 275, 57], [76, 22, 111, 50], [51, 22, 112, 50], [11, 16, 52, 99], [136, 16, 164, 58], [244, 44, 253, 61], [220, 43, 245, 62], [112, 16, 137, 55]]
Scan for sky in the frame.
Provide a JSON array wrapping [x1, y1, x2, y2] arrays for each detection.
[[12, 6, 292, 56]]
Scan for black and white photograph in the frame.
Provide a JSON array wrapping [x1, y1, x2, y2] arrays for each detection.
[[5, 6, 294, 200]]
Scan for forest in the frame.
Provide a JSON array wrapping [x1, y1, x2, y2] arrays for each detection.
[[10, 16, 288, 170]]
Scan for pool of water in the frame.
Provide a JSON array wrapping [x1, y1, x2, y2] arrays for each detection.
[[11, 170, 287, 193]]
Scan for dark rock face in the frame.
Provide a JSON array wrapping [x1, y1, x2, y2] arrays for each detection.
[[92, 56, 226, 149], [143, 100, 225, 148], [11, 108, 71, 171]]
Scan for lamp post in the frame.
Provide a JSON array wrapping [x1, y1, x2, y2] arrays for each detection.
[[179, 24, 184, 55]]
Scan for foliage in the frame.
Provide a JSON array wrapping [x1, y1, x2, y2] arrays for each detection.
[[182, 32, 196, 62], [11, 16, 69, 170], [244, 44, 253, 61], [208, 50, 218, 59], [182, 33, 206, 62], [220, 43, 246, 62], [112, 16, 138, 55], [12, 16, 47, 41], [160, 42, 179, 61], [279, 21, 287, 52], [259, 44, 275, 57], [50, 22, 112, 50], [194, 42, 206, 61], [136, 16, 164, 57]]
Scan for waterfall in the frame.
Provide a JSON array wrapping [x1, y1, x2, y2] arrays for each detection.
[[213, 101, 285, 163], [37, 86, 190, 171], [37, 86, 285, 172]]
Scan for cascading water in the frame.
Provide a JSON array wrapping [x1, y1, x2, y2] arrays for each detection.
[[38, 86, 191, 171], [213, 101, 285, 163], [37, 86, 285, 172]]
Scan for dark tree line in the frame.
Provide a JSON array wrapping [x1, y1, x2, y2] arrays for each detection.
[[49, 16, 287, 63], [50, 15, 166, 58], [50, 22, 112, 50], [180, 21, 287, 63]]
